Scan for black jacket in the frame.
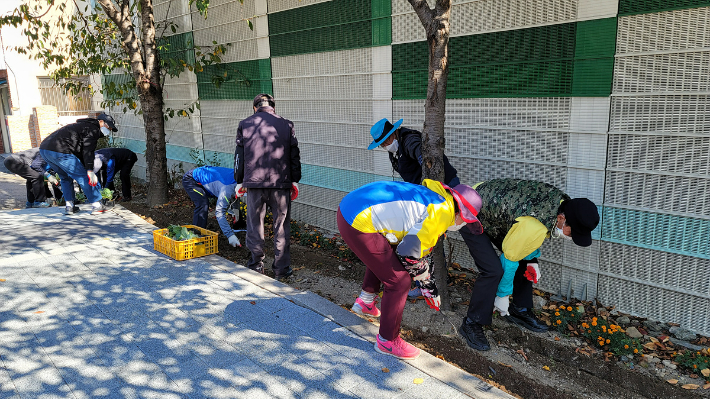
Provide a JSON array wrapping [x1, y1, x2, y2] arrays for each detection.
[[234, 106, 301, 189], [40, 118, 103, 170], [389, 127, 459, 186], [95, 148, 137, 169]]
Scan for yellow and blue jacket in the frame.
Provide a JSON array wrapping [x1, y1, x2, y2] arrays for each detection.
[[339, 179, 455, 258]]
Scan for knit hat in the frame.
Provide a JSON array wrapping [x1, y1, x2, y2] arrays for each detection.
[[561, 198, 599, 247]]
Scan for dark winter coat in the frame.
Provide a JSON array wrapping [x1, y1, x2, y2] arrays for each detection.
[[39, 118, 104, 170], [234, 106, 301, 189], [389, 127, 459, 186]]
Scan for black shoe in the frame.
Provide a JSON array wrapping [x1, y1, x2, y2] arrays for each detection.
[[458, 318, 491, 351], [274, 268, 293, 282], [63, 205, 80, 215], [506, 305, 549, 332]]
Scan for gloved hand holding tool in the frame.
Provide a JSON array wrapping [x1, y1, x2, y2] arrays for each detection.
[[228, 235, 241, 247]]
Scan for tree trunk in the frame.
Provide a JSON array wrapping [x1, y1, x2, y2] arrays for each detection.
[[409, 0, 452, 310], [140, 80, 168, 206]]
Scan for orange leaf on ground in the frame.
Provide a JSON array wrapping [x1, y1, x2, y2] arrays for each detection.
[[703, 383, 710, 389], [249, 301, 256, 305], [554, 337, 560, 341], [701, 368, 710, 377], [34, 311, 44, 314], [413, 378, 424, 384], [542, 365, 550, 371], [498, 362, 512, 367], [0, 279, 5, 282], [382, 368, 389, 373], [436, 355, 445, 360], [682, 384, 699, 390], [667, 379, 678, 385]]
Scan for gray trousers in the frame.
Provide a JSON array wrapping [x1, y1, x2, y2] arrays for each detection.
[[246, 187, 291, 276]]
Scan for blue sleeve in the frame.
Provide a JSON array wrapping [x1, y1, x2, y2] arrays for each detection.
[[106, 159, 116, 184], [215, 185, 235, 238], [496, 249, 541, 297]]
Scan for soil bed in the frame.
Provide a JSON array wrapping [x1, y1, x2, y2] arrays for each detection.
[[122, 186, 708, 399]]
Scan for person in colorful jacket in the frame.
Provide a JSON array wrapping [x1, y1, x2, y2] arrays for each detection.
[[182, 166, 241, 247], [337, 179, 483, 360], [3, 147, 62, 208], [459, 179, 599, 351]]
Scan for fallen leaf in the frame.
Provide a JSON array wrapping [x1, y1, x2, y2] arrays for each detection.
[[0, 279, 5, 282], [382, 368, 389, 373], [498, 362, 512, 368], [649, 337, 659, 343], [34, 311, 44, 314], [435, 355, 444, 360], [516, 349, 528, 361], [542, 365, 550, 371], [554, 336, 560, 341], [704, 383, 710, 389], [667, 379, 678, 385], [249, 301, 256, 305], [643, 342, 657, 350], [682, 384, 699, 390], [701, 368, 710, 377], [413, 378, 424, 384]]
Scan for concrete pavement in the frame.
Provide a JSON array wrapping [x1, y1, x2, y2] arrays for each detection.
[[0, 202, 512, 398], [0, 153, 31, 210]]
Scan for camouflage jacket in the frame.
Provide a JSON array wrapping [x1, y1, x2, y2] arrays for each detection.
[[474, 179, 570, 249]]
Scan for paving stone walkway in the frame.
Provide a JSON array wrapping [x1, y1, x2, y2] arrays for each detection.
[[0, 204, 512, 399]]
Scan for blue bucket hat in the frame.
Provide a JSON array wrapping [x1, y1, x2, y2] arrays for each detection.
[[367, 118, 403, 150]]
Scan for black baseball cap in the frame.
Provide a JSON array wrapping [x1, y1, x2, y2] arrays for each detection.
[[97, 113, 118, 132], [253, 93, 275, 108], [562, 198, 600, 247]]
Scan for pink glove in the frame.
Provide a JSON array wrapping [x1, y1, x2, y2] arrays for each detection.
[[290, 182, 299, 201]]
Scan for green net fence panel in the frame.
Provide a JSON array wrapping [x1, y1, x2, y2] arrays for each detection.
[[196, 59, 272, 100], [619, 0, 710, 15], [269, 0, 391, 57]]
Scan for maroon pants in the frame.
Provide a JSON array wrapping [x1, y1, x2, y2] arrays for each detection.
[[337, 209, 410, 341]]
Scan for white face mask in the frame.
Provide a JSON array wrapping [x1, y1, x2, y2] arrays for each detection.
[[384, 139, 399, 153], [447, 222, 465, 232], [100, 126, 112, 136], [553, 226, 572, 240]]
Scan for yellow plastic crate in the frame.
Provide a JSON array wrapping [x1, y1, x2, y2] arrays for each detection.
[[153, 225, 219, 261]]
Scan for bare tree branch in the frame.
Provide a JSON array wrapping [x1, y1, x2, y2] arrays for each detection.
[[407, 0, 433, 31]]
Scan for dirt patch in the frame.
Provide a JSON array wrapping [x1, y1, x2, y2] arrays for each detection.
[[122, 186, 709, 399]]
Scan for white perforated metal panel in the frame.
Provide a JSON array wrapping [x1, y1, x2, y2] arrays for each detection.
[[267, 0, 334, 13], [299, 143, 386, 175], [610, 95, 710, 135], [616, 7, 710, 55], [614, 51, 710, 94], [392, 0, 579, 43], [271, 48, 375, 78]]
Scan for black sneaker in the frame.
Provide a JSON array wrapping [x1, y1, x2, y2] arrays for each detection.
[[459, 317, 491, 351], [63, 205, 79, 215], [505, 305, 549, 332], [275, 268, 293, 282]]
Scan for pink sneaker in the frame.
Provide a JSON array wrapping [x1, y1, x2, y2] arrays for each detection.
[[375, 334, 421, 360], [352, 298, 381, 317]]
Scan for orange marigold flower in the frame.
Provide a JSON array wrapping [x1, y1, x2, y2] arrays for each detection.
[[555, 312, 560, 316], [588, 330, 591, 333], [606, 339, 610, 344], [592, 321, 597, 326], [633, 349, 638, 353], [694, 364, 698, 368], [602, 325, 607, 331], [556, 320, 562, 324], [624, 344, 629, 349], [567, 306, 573, 311]]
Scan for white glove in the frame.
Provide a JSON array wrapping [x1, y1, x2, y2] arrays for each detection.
[[228, 235, 241, 247], [494, 296, 510, 316], [425, 296, 441, 311], [45, 173, 58, 185], [87, 170, 98, 186], [524, 263, 541, 284], [235, 184, 246, 198]]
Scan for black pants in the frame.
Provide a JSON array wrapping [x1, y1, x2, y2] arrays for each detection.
[[460, 229, 534, 325], [4, 156, 46, 203], [182, 171, 211, 228], [100, 154, 137, 199]]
